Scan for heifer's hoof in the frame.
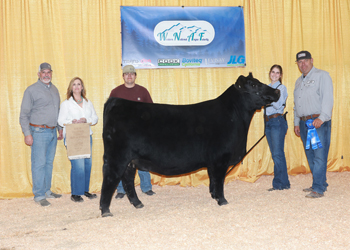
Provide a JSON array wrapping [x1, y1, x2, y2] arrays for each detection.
[[101, 208, 113, 217], [135, 203, 144, 209], [217, 198, 228, 206], [102, 212, 114, 217]]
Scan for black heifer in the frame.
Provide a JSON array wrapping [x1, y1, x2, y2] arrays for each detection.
[[100, 74, 280, 217]]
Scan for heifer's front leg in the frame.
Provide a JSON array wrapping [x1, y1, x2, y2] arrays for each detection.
[[207, 166, 228, 206], [123, 163, 144, 209], [207, 167, 216, 199], [215, 178, 228, 206]]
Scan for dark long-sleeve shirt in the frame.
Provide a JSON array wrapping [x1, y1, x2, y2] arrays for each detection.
[[109, 84, 153, 103]]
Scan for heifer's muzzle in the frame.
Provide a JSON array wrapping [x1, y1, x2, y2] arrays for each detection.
[[275, 88, 280, 97]]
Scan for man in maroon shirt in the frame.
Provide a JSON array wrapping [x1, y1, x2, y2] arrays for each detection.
[[109, 65, 155, 199]]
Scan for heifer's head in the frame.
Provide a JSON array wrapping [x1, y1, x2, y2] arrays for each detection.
[[235, 73, 280, 110]]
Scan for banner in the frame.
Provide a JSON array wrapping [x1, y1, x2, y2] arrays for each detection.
[[65, 123, 91, 160], [121, 6, 245, 69]]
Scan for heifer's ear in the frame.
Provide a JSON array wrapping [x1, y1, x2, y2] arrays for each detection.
[[236, 75, 246, 88], [248, 72, 253, 78]]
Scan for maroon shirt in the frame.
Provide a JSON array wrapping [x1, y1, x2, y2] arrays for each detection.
[[109, 84, 153, 103]]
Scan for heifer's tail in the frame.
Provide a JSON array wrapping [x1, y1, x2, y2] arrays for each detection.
[[103, 98, 115, 126]]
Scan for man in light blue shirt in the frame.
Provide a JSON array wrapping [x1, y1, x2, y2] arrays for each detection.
[[293, 51, 333, 198]]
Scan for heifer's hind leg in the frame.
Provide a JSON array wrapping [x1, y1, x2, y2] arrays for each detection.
[[123, 163, 144, 208], [100, 163, 118, 217]]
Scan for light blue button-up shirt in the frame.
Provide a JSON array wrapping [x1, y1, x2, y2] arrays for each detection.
[[266, 81, 287, 116], [293, 66, 333, 126]]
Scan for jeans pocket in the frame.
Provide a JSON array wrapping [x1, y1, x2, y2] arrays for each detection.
[[31, 126, 45, 133]]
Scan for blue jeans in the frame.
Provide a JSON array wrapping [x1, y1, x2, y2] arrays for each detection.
[[299, 119, 331, 194], [265, 116, 290, 190], [69, 136, 93, 196], [30, 126, 57, 202], [117, 170, 152, 194]]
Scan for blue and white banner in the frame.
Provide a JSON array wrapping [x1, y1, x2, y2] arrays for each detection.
[[121, 6, 246, 69]]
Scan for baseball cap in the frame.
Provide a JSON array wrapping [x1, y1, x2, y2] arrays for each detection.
[[123, 65, 136, 74], [296, 51, 312, 61], [39, 62, 52, 72]]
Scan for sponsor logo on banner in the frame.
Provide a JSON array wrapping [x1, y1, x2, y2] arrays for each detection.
[[141, 59, 152, 64], [182, 58, 202, 67], [123, 59, 139, 65], [205, 58, 225, 65], [227, 55, 246, 66], [140, 59, 153, 67], [154, 21, 215, 46], [123, 59, 154, 67], [158, 59, 180, 66]]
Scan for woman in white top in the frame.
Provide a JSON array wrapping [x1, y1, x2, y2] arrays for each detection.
[[58, 77, 98, 202]]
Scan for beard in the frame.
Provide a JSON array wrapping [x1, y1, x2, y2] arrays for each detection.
[[41, 77, 51, 84]]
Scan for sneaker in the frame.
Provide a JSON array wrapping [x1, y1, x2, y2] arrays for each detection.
[[36, 199, 51, 207], [144, 190, 156, 196], [84, 192, 97, 199], [71, 195, 84, 202], [46, 192, 62, 199], [305, 191, 324, 198], [303, 187, 313, 192], [268, 186, 291, 191], [115, 193, 125, 199]]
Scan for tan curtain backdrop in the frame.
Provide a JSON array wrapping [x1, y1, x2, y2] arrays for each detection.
[[1, 0, 349, 198]]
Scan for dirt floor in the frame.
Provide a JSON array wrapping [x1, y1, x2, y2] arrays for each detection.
[[1, 171, 350, 250]]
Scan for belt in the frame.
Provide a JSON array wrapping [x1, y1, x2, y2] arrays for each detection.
[[265, 113, 282, 122], [300, 114, 320, 122], [30, 123, 55, 129]]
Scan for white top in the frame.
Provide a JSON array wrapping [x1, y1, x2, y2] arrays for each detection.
[[58, 97, 98, 140]]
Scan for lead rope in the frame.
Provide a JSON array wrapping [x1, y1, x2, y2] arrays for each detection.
[[226, 83, 288, 177], [225, 105, 267, 177]]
